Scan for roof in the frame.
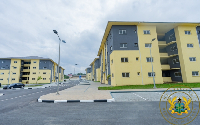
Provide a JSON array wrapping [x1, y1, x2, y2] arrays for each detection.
[[97, 21, 200, 56], [90, 58, 99, 66]]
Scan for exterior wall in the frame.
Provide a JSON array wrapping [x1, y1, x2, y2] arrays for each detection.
[[0, 59, 11, 69], [38, 70, 51, 83], [86, 73, 91, 80], [96, 68, 100, 81], [165, 29, 176, 44], [196, 26, 200, 47], [10, 59, 21, 84], [137, 25, 163, 85], [29, 59, 40, 84], [175, 25, 200, 83]]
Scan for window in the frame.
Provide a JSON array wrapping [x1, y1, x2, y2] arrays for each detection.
[[33, 72, 36, 74], [12, 78, 15, 80], [174, 72, 181, 77], [112, 73, 114, 77], [137, 72, 140, 76], [33, 67, 36, 69], [33, 61, 36, 63], [119, 30, 126, 34], [0, 73, 4, 75], [145, 43, 151, 48], [43, 72, 46, 74], [121, 58, 128, 62], [192, 71, 199, 76], [111, 59, 113, 64], [43, 78, 46, 80], [32, 78, 35, 80], [14, 61, 17, 63], [0, 79, 3, 80], [189, 57, 196, 61], [13, 73, 16, 74], [120, 43, 127, 48], [110, 46, 112, 51], [2, 61, 5, 63], [1, 67, 5, 69], [122, 73, 129, 77], [172, 59, 179, 64], [185, 31, 191, 35], [148, 72, 155, 77], [146, 57, 153, 62], [13, 67, 17, 69], [136, 57, 139, 61], [143, 30, 150, 34], [187, 44, 193, 48], [134, 43, 138, 47]]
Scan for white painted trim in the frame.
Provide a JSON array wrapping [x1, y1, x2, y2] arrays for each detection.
[[38, 99, 42, 102], [80, 100, 94, 102], [54, 100, 67, 103]]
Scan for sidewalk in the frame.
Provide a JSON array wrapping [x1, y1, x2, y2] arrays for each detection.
[[38, 81, 114, 103]]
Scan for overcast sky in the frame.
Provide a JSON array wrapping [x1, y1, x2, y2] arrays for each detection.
[[0, 0, 199, 74]]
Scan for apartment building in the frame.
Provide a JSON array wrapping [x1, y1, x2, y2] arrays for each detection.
[[0, 56, 65, 85], [85, 67, 92, 81], [89, 21, 200, 86], [89, 58, 101, 81]]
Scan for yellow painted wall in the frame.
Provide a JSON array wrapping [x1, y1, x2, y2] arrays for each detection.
[[175, 25, 200, 83], [10, 59, 21, 84], [137, 25, 163, 85], [86, 73, 91, 80], [0, 70, 9, 85], [96, 68, 100, 81], [29, 59, 39, 84]]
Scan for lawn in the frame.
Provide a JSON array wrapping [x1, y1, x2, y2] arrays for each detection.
[[94, 81, 100, 82], [98, 83, 200, 90], [25, 85, 42, 87]]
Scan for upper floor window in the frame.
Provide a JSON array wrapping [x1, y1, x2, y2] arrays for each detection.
[[189, 57, 196, 61], [121, 58, 128, 62], [122, 73, 129, 77], [148, 72, 155, 77], [146, 57, 153, 62], [33, 72, 36, 74], [171, 46, 178, 51], [119, 30, 126, 34], [43, 72, 46, 74], [120, 43, 127, 48], [44, 62, 47, 63], [185, 31, 191, 35], [13, 73, 16, 74], [0, 79, 3, 80], [14, 61, 17, 63], [1, 67, 5, 69], [134, 43, 138, 47], [143, 30, 150, 34], [43, 67, 47, 69], [192, 71, 199, 76], [2, 61, 5, 63], [197, 30, 200, 34], [33, 61, 36, 63], [43, 78, 46, 80], [172, 58, 179, 64], [187, 44, 193, 48], [174, 72, 181, 77], [13, 67, 17, 69], [12, 78, 15, 80], [33, 67, 36, 69], [110, 46, 112, 51], [145, 43, 151, 48]]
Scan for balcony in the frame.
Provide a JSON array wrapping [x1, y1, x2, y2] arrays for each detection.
[[22, 75, 29, 77], [161, 65, 170, 70], [24, 64, 31, 67], [160, 53, 168, 57], [158, 41, 166, 45], [163, 77, 172, 82], [22, 69, 30, 72]]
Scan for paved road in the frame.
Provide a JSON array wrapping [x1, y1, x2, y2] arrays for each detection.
[[0, 80, 79, 115]]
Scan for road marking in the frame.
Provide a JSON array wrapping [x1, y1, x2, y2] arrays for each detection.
[[15, 97, 17, 98], [5, 99, 8, 100], [11, 98, 13, 99], [1, 100, 4, 101], [19, 96, 22, 97]]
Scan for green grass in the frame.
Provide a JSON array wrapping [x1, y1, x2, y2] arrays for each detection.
[[98, 83, 200, 90], [25, 85, 42, 87], [94, 81, 100, 82]]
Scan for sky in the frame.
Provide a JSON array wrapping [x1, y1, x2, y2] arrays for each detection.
[[0, 0, 200, 75]]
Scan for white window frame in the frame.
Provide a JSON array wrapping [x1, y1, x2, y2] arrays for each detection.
[[32, 78, 35, 80], [122, 73, 130, 77], [146, 57, 153, 62], [143, 30, 150, 34], [14, 61, 17, 63], [121, 58, 128, 62], [189, 57, 196, 62], [148, 72, 155, 77], [174, 72, 181, 77], [119, 30, 126, 34], [187, 44, 193, 48], [185, 31, 191, 35], [145, 43, 152, 48], [43, 78, 46, 80], [33, 67, 36, 69], [192, 71, 199, 76], [120, 43, 127, 48]]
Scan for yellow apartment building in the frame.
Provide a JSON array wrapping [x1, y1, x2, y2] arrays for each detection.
[[89, 21, 200, 86], [85, 67, 91, 81], [0, 56, 65, 85]]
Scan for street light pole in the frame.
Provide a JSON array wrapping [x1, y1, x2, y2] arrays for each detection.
[[53, 30, 66, 95], [149, 38, 156, 89], [8, 66, 14, 85], [75, 64, 78, 75]]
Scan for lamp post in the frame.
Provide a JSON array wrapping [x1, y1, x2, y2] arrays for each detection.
[[74, 64, 78, 75], [8, 66, 14, 85], [53, 30, 66, 95], [149, 38, 156, 89]]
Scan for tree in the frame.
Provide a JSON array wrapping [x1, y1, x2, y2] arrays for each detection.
[[36, 76, 42, 84], [64, 75, 69, 79]]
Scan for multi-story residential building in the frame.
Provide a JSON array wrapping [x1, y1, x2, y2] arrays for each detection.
[[89, 58, 100, 81], [0, 56, 65, 85], [89, 21, 200, 86], [85, 67, 92, 81]]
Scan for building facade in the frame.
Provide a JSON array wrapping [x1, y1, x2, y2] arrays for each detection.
[[85, 67, 91, 80], [89, 58, 100, 81], [0, 56, 65, 85], [89, 22, 200, 86]]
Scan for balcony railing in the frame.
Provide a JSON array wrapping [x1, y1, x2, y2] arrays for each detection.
[[22, 69, 30, 72], [160, 53, 168, 57], [161, 65, 170, 70], [158, 41, 166, 45]]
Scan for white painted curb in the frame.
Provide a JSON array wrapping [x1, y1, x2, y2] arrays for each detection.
[[80, 100, 94, 102], [54, 100, 67, 103]]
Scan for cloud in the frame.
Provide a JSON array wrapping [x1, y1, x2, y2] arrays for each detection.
[[0, 0, 199, 74]]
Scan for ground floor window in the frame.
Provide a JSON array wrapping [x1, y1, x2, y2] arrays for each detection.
[[174, 72, 181, 77], [112, 73, 114, 77], [192, 71, 199, 76], [32, 78, 35, 80], [43, 78, 46, 80], [148, 72, 155, 77], [12, 78, 15, 80], [137, 72, 140, 76], [122, 73, 129, 77]]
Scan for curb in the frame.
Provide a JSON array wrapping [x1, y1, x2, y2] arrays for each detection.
[[2, 85, 69, 90], [38, 98, 115, 103], [110, 89, 200, 93]]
